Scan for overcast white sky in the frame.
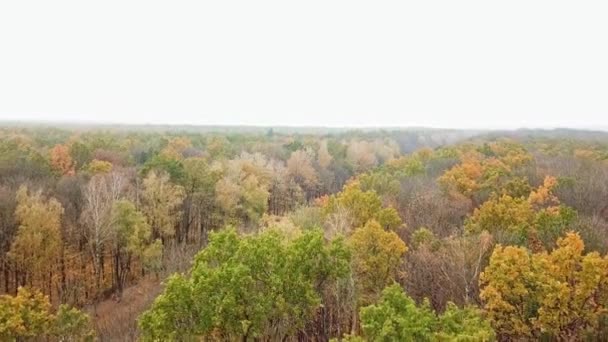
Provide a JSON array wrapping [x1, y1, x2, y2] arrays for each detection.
[[0, 1, 607, 129]]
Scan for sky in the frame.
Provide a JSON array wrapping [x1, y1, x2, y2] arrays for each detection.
[[0, 1, 607, 129]]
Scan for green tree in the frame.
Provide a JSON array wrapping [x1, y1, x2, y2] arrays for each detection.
[[139, 228, 350, 341], [52, 304, 96, 341], [68, 140, 92, 170], [340, 284, 494, 341], [111, 199, 160, 294], [182, 157, 220, 242], [359, 284, 435, 341], [434, 302, 495, 341], [142, 155, 186, 183]]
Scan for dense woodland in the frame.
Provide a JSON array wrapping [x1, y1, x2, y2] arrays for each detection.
[[2, 125, 608, 341]]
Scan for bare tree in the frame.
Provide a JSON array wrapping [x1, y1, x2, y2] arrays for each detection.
[[81, 171, 127, 301]]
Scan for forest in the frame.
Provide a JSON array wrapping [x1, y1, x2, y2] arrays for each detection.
[[2, 124, 608, 341]]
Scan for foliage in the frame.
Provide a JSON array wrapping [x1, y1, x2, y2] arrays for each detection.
[[323, 180, 402, 232], [339, 284, 494, 342], [0, 287, 94, 341], [350, 220, 407, 305], [50, 144, 75, 176], [112, 199, 163, 285], [142, 155, 186, 183], [142, 171, 185, 239], [8, 186, 63, 290], [4, 127, 608, 340], [465, 177, 576, 248], [480, 232, 608, 340], [465, 193, 535, 239], [87, 159, 113, 174], [215, 154, 272, 225], [411, 227, 439, 250], [438, 141, 532, 199], [139, 228, 351, 340]]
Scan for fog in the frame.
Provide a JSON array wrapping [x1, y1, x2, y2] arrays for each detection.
[[1, 1, 606, 129]]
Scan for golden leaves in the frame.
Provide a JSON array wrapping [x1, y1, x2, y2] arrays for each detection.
[[480, 232, 608, 339]]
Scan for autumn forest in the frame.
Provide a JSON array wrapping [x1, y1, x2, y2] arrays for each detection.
[[2, 125, 608, 341]]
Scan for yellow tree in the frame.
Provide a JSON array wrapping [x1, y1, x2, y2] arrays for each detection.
[[465, 193, 536, 237], [142, 171, 185, 240], [87, 159, 113, 174], [528, 175, 559, 208], [0, 287, 94, 340], [323, 180, 402, 234], [161, 137, 192, 160], [349, 220, 407, 305], [9, 186, 63, 296], [438, 154, 483, 198], [535, 233, 608, 338], [439, 142, 532, 200], [478, 244, 540, 339], [480, 232, 608, 340], [466, 176, 573, 249], [486, 140, 532, 169]]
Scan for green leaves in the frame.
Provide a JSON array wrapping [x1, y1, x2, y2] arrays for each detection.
[[112, 199, 162, 274], [53, 305, 96, 341], [139, 228, 351, 340], [348, 284, 495, 342], [360, 284, 435, 341]]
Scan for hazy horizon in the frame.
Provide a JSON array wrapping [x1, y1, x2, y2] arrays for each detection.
[[1, 1, 607, 128], [3, 117, 608, 133]]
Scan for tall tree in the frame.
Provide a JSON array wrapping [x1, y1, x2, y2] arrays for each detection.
[[110, 199, 159, 295], [349, 220, 407, 306], [142, 171, 185, 240], [80, 171, 127, 298], [182, 157, 220, 243], [8, 186, 63, 296]]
